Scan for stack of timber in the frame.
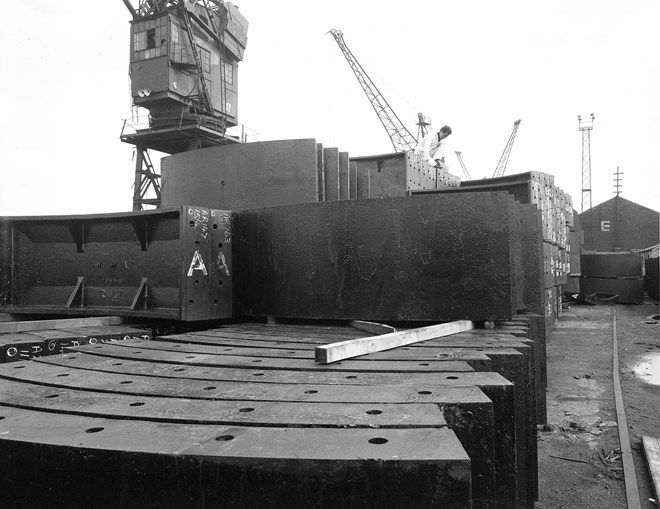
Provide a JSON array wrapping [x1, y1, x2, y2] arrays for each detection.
[[579, 251, 645, 304], [0, 319, 542, 508], [413, 171, 574, 332]]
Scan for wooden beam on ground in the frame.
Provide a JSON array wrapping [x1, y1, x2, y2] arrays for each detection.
[[315, 320, 475, 364], [643, 436, 660, 501], [0, 316, 124, 334], [349, 320, 396, 335]]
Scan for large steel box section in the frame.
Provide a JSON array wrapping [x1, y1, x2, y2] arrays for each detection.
[[0, 207, 232, 321]]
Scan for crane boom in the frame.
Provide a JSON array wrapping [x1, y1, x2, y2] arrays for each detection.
[[492, 119, 521, 178], [454, 151, 471, 180], [328, 29, 418, 152]]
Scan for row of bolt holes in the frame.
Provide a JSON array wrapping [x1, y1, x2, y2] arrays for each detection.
[[0, 416, 388, 445], [26, 346, 463, 443], [78, 428, 389, 446], [189, 237, 225, 305]]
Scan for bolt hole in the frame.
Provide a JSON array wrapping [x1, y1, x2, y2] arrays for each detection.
[[120, 381, 133, 384], [203, 386, 216, 391], [45, 394, 60, 399], [239, 407, 255, 413], [129, 402, 145, 407], [304, 390, 318, 394], [253, 372, 264, 376], [366, 409, 382, 415], [252, 359, 262, 363], [368, 437, 388, 445], [446, 376, 459, 380], [112, 363, 123, 366], [13, 365, 26, 369], [419, 363, 430, 366], [85, 427, 104, 433], [345, 375, 357, 379], [215, 434, 234, 441], [418, 390, 432, 395], [57, 373, 70, 377], [174, 368, 185, 372]]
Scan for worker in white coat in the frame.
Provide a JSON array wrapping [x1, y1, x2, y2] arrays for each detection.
[[414, 125, 452, 168]]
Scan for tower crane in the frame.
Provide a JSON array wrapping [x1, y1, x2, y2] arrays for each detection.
[[492, 119, 521, 178], [454, 151, 471, 180], [328, 29, 420, 153]]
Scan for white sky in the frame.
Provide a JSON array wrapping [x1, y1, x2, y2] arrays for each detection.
[[0, 0, 658, 216]]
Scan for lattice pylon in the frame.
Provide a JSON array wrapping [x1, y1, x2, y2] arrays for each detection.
[[578, 114, 595, 212]]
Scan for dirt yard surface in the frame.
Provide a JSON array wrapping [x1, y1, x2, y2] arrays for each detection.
[[536, 299, 660, 509]]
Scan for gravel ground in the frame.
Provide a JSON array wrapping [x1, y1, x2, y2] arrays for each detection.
[[536, 299, 660, 509]]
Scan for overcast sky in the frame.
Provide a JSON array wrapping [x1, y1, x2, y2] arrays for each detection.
[[0, 0, 658, 216]]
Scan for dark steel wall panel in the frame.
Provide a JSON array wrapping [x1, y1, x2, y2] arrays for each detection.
[[323, 147, 340, 201], [0, 207, 232, 321], [581, 252, 643, 278], [233, 193, 518, 321], [339, 151, 350, 200], [161, 140, 320, 211], [579, 277, 645, 304]]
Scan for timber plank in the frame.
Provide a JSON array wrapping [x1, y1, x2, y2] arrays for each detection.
[[315, 320, 475, 363], [0, 316, 124, 334]]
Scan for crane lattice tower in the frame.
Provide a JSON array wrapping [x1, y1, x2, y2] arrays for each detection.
[[578, 113, 595, 212]]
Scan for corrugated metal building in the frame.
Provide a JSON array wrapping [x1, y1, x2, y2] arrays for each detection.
[[579, 196, 659, 252]]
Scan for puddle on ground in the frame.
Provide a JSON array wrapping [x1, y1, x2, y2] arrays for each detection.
[[633, 353, 660, 386]]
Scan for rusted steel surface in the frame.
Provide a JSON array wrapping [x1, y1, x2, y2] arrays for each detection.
[[0, 206, 232, 321], [233, 192, 520, 322]]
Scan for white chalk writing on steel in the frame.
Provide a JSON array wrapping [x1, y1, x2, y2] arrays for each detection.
[[189, 207, 210, 239], [187, 250, 208, 276]]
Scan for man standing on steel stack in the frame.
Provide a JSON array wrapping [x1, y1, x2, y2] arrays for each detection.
[[415, 125, 452, 169]]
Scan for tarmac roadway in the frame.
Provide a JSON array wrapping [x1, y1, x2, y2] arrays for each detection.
[[536, 298, 660, 509]]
